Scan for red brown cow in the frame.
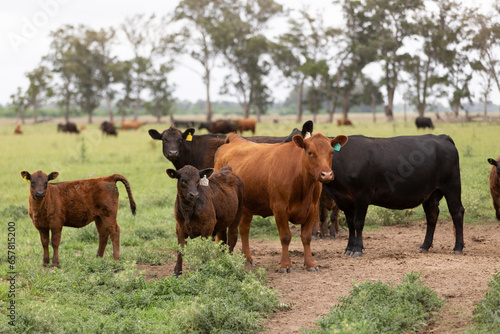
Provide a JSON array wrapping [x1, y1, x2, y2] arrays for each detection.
[[214, 132, 348, 273], [312, 191, 340, 239], [167, 165, 244, 276], [20, 170, 136, 267], [121, 121, 147, 130], [488, 156, 500, 220], [14, 124, 22, 134], [236, 118, 256, 135], [337, 119, 353, 126]]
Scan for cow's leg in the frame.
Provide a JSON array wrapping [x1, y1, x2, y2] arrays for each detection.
[[239, 210, 255, 266], [50, 228, 63, 267], [319, 203, 329, 238], [174, 230, 187, 277], [312, 213, 321, 238], [330, 206, 340, 238], [274, 210, 293, 273], [109, 223, 121, 260], [39, 229, 50, 266], [445, 193, 465, 254], [344, 209, 356, 255], [419, 192, 443, 252], [227, 215, 241, 253], [350, 204, 368, 257], [301, 212, 320, 272], [95, 218, 110, 258], [216, 229, 228, 244]]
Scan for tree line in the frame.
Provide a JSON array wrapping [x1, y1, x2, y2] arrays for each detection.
[[9, 0, 500, 124]]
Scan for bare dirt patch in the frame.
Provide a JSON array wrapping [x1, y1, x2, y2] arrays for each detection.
[[139, 221, 500, 333]]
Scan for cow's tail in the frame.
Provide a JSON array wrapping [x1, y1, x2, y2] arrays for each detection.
[[113, 174, 137, 215]]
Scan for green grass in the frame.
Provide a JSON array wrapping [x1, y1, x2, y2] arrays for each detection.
[[466, 270, 500, 333], [0, 119, 499, 332], [306, 272, 443, 334]]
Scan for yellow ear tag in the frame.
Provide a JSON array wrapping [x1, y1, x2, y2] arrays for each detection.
[[186, 133, 193, 141], [23, 176, 29, 182]]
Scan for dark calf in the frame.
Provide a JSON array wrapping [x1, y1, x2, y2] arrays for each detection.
[[312, 191, 340, 239], [488, 156, 500, 220], [21, 170, 136, 266], [167, 165, 244, 276]]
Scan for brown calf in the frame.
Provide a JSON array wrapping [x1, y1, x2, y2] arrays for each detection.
[[312, 191, 340, 239], [21, 171, 136, 266], [167, 165, 244, 276], [488, 156, 500, 220], [214, 132, 348, 273], [14, 124, 22, 134]]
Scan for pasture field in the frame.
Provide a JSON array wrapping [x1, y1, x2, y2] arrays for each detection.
[[0, 119, 499, 333]]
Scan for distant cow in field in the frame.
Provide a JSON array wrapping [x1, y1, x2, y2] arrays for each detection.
[[214, 132, 348, 273], [415, 116, 434, 129], [167, 165, 244, 276], [337, 119, 353, 126], [488, 156, 500, 220], [172, 120, 196, 128], [57, 122, 79, 134], [312, 191, 340, 239], [323, 134, 464, 257], [100, 121, 117, 136], [20, 170, 136, 267], [236, 118, 256, 135], [121, 121, 147, 130], [14, 124, 22, 134], [198, 120, 238, 134], [148, 121, 314, 170]]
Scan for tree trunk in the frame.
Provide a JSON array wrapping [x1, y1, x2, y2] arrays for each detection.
[[385, 86, 395, 122], [417, 103, 425, 117], [87, 109, 93, 124], [205, 68, 212, 122], [33, 98, 39, 123], [106, 92, 113, 123], [328, 93, 338, 123], [133, 77, 142, 121], [342, 89, 350, 120], [296, 78, 305, 123], [371, 95, 376, 123]]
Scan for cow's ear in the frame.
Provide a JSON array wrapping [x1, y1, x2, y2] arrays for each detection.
[[48, 172, 59, 181], [488, 158, 498, 167], [166, 169, 179, 179], [199, 168, 214, 179], [21, 171, 31, 182], [331, 135, 348, 151], [182, 128, 195, 140], [301, 120, 313, 138], [148, 129, 162, 140], [292, 135, 306, 149]]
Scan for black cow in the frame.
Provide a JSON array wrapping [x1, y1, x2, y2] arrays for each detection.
[[323, 134, 464, 257], [415, 116, 434, 129], [57, 122, 79, 134], [149, 121, 314, 170], [100, 121, 117, 136]]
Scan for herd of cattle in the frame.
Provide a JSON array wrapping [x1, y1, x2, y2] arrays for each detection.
[[20, 118, 500, 276]]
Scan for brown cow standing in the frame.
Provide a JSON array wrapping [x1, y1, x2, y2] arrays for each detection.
[[167, 165, 244, 276], [121, 121, 147, 130], [337, 119, 353, 126], [21, 171, 136, 267], [488, 156, 500, 220], [236, 118, 256, 135], [214, 132, 348, 273]]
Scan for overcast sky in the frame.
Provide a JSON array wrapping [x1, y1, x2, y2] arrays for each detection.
[[1, 0, 498, 108]]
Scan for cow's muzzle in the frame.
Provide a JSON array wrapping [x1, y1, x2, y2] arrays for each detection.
[[167, 150, 179, 159], [33, 192, 46, 200], [319, 171, 334, 183]]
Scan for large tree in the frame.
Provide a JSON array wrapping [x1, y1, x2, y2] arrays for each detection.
[[175, 0, 224, 122], [25, 65, 53, 123], [365, 0, 424, 122], [144, 63, 176, 123], [10, 87, 29, 124], [212, 0, 282, 119]]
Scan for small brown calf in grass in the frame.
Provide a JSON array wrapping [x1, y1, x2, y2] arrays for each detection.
[[21, 170, 136, 267], [167, 165, 244, 276]]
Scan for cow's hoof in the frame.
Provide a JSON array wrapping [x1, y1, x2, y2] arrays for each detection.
[[279, 267, 292, 274], [344, 250, 352, 256], [350, 252, 362, 258], [417, 248, 428, 253], [247, 260, 256, 267], [451, 250, 463, 255], [306, 266, 320, 272]]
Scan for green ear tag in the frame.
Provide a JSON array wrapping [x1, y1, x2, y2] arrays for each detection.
[[333, 143, 341, 151]]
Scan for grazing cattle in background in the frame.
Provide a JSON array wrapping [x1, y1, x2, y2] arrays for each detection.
[[100, 121, 117, 136], [121, 121, 147, 130], [208, 120, 238, 134], [487, 156, 500, 220], [312, 191, 340, 239], [236, 118, 256, 135], [20, 171, 136, 267], [415, 116, 435, 129], [323, 134, 465, 257], [14, 124, 22, 134], [148, 121, 314, 170], [337, 119, 353, 126], [214, 132, 348, 273], [57, 122, 79, 134], [172, 119, 196, 128], [167, 165, 244, 276]]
